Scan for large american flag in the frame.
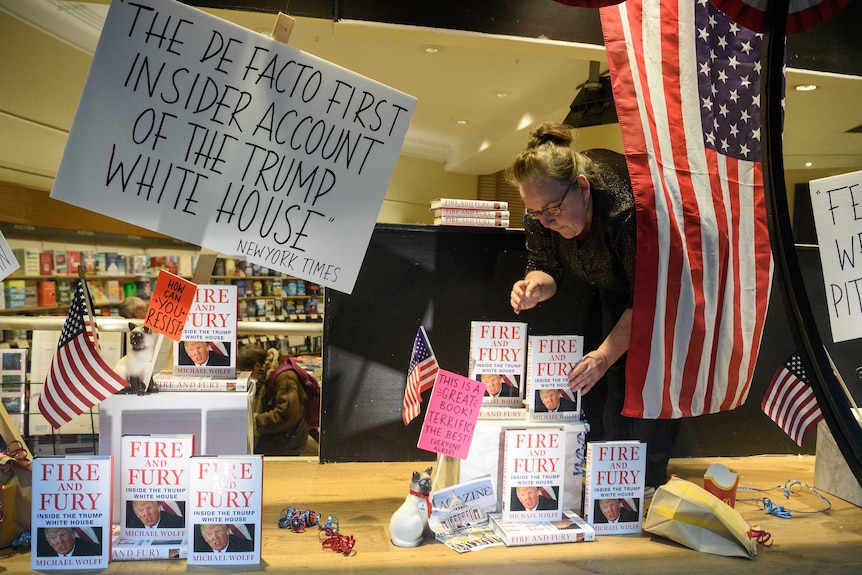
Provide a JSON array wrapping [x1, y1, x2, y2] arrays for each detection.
[[38, 279, 128, 428], [402, 326, 440, 425], [600, 0, 773, 418]]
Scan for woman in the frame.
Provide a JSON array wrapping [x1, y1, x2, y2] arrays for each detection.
[[508, 121, 680, 492], [237, 346, 309, 456]]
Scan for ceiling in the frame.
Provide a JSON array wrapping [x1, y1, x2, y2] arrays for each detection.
[[1, 0, 861, 195]]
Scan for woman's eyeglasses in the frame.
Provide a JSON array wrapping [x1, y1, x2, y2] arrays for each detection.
[[525, 181, 573, 220]]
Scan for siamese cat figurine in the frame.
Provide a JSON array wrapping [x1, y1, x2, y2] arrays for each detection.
[[389, 466, 433, 547]]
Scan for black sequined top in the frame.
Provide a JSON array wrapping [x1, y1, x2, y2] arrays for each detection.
[[523, 149, 636, 311]]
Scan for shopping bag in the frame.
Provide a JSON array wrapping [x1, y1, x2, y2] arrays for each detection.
[[644, 476, 758, 558], [1, 404, 32, 549]]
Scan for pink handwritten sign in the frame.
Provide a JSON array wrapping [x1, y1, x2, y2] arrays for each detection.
[[417, 369, 484, 459]]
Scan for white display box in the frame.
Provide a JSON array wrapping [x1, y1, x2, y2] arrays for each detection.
[[814, 411, 862, 508], [458, 419, 589, 515], [99, 387, 255, 523]]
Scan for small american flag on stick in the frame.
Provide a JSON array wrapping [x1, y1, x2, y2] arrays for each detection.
[[402, 326, 440, 425]]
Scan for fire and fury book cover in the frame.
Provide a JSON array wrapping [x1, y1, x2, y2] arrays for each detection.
[[469, 321, 528, 408], [187, 455, 263, 565], [31, 456, 113, 571], [584, 441, 645, 534], [120, 434, 195, 540], [526, 335, 583, 422], [500, 427, 564, 523], [173, 284, 237, 378]]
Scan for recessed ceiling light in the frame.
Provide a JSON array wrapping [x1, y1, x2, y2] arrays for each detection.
[[804, 161, 813, 167], [794, 84, 818, 92], [455, 119, 468, 125], [496, 91, 510, 98], [423, 45, 442, 54]]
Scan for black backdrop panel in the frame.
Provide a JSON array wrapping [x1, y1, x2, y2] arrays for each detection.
[[320, 224, 602, 462], [321, 225, 861, 462]]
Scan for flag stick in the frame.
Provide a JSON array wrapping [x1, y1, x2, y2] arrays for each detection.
[[77, 265, 97, 329]]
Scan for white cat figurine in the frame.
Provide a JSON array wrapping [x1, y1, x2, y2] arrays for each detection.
[[389, 466, 433, 547]]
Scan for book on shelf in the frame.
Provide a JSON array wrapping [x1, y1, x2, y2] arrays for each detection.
[[584, 440, 645, 535], [32, 455, 113, 571], [434, 216, 510, 228], [66, 250, 81, 275], [526, 335, 583, 422], [152, 371, 252, 392], [431, 198, 509, 210], [111, 534, 188, 560], [53, 250, 67, 275], [432, 208, 511, 219], [469, 321, 528, 408], [12, 247, 39, 275], [120, 434, 195, 541], [500, 426, 565, 523], [39, 250, 54, 275], [488, 509, 595, 546], [187, 455, 263, 565], [173, 284, 238, 379], [129, 254, 149, 276], [477, 406, 527, 420]]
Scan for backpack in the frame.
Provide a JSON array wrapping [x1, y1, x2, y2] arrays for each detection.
[[268, 358, 321, 433]]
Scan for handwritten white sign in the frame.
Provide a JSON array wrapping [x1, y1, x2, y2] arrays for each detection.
[[809, 169, 862, 343], [0, 229, 20, 281], [50, 0, 415, 294]]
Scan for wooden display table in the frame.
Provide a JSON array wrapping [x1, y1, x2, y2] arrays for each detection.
[[3, 455, 862, 573]]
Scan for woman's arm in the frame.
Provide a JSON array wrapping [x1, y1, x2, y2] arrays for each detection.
[[510, 270, 558, 314], [567, 307, 632, 395]]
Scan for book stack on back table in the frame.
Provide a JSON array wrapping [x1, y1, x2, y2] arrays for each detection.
[[431, 198, 511, 228]]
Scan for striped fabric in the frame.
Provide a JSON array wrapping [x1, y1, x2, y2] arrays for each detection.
[[38, 279, 128, 428], [601, 0, 773, 418]]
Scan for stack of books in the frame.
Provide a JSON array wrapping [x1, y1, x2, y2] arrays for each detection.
[[431, 198, 510, 228]]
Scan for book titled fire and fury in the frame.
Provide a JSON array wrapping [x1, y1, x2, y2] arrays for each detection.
[[434, 216, 510, 228], [111, 534, 188, 561], [32, 456, 113, 571], [152, 371, 252, 392], [173, 284, 238, 378], [526, 335, 583, 422], [430, 198, 509, 210], [500, 427, 564, 523], [584, 441, 646, 535], [187, 455, 263, 565], [469, 321, 528, 408], [120, 434, 195, 541], [489, 509, 595, 546]]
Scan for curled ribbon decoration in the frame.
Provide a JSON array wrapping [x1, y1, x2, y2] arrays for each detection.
[[758, 497, 792, 519], [748, 528, 773, 546], [1, 440, 31, 470]]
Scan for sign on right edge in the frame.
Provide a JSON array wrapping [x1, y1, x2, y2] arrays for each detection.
[[809, 169, 862, 343]]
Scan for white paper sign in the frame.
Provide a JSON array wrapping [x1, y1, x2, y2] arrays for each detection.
[[50, 0, 415, 294], [808, 169, 862, 343], [0, 229, 19, 280]]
